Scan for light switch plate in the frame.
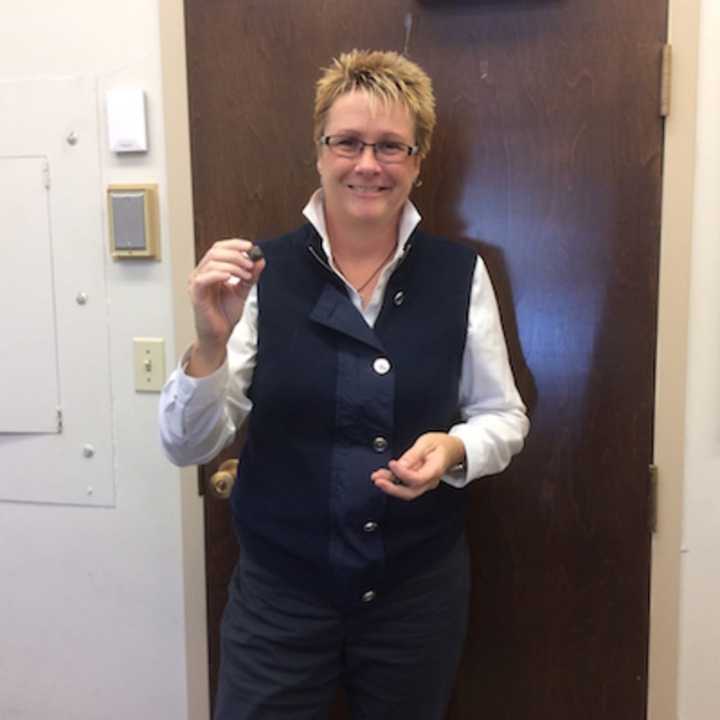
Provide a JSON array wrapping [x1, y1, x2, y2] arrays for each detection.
[[133, 337, 165, 392]]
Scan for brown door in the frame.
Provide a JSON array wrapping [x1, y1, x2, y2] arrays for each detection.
[[185, 1, 666, 717]]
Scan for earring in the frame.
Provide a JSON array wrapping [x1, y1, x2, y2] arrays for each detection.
[[414, 178, 423, 188]]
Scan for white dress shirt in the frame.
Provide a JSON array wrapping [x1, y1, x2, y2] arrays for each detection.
[[159, 191, 529, 486]]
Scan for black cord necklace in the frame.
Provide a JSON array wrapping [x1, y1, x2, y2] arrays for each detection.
[[333, 244, 396, 294]]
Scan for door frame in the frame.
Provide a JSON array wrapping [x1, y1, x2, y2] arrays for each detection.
[[157, 0, 696, 718]]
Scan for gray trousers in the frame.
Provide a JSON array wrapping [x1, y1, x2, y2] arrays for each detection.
[[214, 534, 470, 720]]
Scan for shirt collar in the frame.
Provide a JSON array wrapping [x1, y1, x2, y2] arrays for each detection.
[[302, 189, 421, 263]]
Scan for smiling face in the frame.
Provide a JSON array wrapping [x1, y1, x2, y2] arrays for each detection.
[[316, 89, 421, 232]]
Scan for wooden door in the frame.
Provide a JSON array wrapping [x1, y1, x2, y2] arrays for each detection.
[[185, 1, 666, 717]]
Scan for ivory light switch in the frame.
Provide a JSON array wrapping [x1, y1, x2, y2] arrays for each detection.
[[133, 338, 165, 393]]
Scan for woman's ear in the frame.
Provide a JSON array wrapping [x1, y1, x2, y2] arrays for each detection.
[[413, 158, 422, 184]]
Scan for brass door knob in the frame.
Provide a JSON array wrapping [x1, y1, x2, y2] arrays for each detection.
[[209, 459, 238, 499]]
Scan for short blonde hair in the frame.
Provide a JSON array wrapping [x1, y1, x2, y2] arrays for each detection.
[[314, 50, 436, 158]]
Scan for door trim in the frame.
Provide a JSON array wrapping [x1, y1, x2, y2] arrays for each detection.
[[648, 1, 701, 719], [158, 2, 210, 719]]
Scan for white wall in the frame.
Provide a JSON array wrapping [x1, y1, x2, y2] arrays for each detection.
[[677, 0, 720, 717], [0, 3, 205, 719]]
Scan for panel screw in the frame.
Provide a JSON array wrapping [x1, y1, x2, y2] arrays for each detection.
[[82, 444, 95, 458], [76, 292, 88, 305], [87, 486, 94, 496], [66, 132, 78, 146]]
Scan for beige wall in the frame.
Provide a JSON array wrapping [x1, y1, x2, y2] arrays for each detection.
[[648, 0, 699, 716], [674, 0, 720, 717], [649, 0, 720, 718]]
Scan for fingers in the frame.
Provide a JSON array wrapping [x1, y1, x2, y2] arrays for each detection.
[[196, 239, 254, 278], [200, 238, 255, 269], [190, 238, 264, 298], [371, 433, 466, 501], [392, 437, 434, 475], [371, 469, 440, 500], [248, 256, 266, 284], [391, 453, 444, 493], [371, 442, 443, 501], [187, 238, 266, 352], [371, 468, 395, 484], [224, 257, 266, 288]]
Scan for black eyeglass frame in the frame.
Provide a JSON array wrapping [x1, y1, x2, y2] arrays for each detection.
[[319, 135, 420, 161]]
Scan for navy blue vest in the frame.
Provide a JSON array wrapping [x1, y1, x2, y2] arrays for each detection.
[[231, 223, 477, 608]]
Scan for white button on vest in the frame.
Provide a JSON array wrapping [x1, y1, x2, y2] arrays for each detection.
[[372, 436, 388, 453], [363, 521, 378, 533], [393, 290, 405, 306], [373, 357, 391, 375], [362, 590, 376, 603]]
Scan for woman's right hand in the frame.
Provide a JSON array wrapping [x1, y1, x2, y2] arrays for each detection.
[[186, 238, 265, 377]]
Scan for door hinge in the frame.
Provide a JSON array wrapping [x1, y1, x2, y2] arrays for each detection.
[[56, 407, 63, 433], [660, 44, 672, 118], [649, 464, 659, 533], [42, 160, 51, 189], [197, 467, 206, 497]]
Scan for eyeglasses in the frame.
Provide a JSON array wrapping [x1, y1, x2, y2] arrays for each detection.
[[320, 135, 419, 164]]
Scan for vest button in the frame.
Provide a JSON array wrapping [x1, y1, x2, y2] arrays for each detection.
[[363, 521, 378, 533], [393, 290, 405, 306], [372, 357, 391, 375], [361, 590, 376, 603], [372, 436, 388, 453]]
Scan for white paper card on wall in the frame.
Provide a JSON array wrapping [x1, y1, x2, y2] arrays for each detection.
[[106, 87, 148, 153]]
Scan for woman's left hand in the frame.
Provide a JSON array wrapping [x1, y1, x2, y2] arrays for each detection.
[[371, 433, 466, 501]]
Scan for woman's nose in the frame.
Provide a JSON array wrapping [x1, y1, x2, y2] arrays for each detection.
[[354, 144, 382, 171]]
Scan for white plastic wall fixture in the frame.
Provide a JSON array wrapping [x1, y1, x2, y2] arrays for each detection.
[[106, 86, 148, 153]]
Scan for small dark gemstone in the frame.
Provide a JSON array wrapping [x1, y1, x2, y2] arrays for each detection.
[[248, 245, 264, 262]]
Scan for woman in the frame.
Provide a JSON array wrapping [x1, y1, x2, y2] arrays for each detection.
[[160, 50, 528, 720]]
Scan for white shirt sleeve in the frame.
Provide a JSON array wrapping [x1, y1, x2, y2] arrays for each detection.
[[444, 257, 529, 487], [158, 288, 259, 467]]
